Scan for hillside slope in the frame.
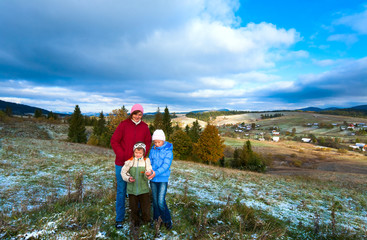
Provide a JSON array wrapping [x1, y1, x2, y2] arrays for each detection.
[[0, 119, 366, 239]]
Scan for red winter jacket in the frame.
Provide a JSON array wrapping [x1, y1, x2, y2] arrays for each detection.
[[110, 118, 152, 166]]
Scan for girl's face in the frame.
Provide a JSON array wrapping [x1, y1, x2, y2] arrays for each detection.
[[134, 148, 144, 159], [131, 111, 143, 122], [154, 140, 164, 147]]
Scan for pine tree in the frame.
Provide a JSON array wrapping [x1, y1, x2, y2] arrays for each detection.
[[231, 148, 241, 169], [68, 105, 87, 143], [5, 106, 12, 117], [193, 124, 224, 164], [238, 140, 266, 172], [185, 125, 190, 134], [94, 111, 106, 136], [239, 140, 251, 169], [189, 120, 201, 143], [34, 109, 43, 118], [47, 111, 58, 120], [170, 129, 192, 160], [153, 107, 163, 131], [163, 106, 173, 140]]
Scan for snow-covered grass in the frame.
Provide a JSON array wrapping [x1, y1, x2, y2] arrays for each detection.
[[1, 120, 366, 239]]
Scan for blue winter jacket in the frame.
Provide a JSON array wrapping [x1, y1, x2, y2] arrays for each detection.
[[149, 141, 173, 182]]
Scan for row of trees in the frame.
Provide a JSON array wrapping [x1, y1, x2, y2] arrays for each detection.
[[260, 113, 284, 119], [67, 105, 268, 172], [186, 110, 250, 122]]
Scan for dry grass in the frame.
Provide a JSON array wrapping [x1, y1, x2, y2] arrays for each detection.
[[1, 118, 367, 239]]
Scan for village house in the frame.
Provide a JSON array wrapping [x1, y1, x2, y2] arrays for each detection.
[[272, 130, 280, 135], [349, 143, 366, 151]]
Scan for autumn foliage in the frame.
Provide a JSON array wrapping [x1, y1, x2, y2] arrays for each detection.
[[193, 124, 225, 164]]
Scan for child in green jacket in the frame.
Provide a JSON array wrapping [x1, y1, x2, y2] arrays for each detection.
[[121, 142, 155, 227]]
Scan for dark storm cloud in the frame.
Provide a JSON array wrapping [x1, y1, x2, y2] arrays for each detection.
[[263, 57, 367, 104]]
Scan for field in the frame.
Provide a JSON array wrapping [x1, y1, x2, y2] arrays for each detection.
[[1, 116, 367, 239]]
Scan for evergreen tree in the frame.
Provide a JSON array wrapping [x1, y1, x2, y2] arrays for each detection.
[[47, 111, 58, 120], [34, 109, 43, 118], [163, 106, 173, 140], [189, 120, 201, 143], [231, 148, 241, 169], [5, 106, 12, 117], [94, 111, 106, 136], [170, 129, 192, 160], [193, 124, 225, 164], [185, 125, 190, 134], [239, 140, 266, 172], [174, 123, 181, 132], [68, 105, 87, 143], [88, 111, 111, 147], [239, 141, 250, 169], [153, 107, 163, 131]]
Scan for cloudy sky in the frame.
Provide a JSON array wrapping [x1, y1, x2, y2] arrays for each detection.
[[1, 0, 367, 113]]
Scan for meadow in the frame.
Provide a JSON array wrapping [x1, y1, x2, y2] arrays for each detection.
[[0, 117, 367, 239]]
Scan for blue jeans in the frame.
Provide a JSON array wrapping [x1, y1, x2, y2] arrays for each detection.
[[150, 181, 172, 223], [115, 165, 127, 222]]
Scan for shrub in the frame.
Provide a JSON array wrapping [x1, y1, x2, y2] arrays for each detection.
[[171, 129, 193, 160], [337, 149, 348, 154]]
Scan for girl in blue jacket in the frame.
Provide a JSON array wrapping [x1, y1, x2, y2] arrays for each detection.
[[148, 129, 173, 230]]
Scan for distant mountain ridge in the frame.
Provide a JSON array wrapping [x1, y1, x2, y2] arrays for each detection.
[[0, 100, 68, 116], [1, 99, 367, 116], [0, 100, 52, 115], [298, 105, 367, 112]]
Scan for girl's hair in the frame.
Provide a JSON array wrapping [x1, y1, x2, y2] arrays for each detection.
[[129, 110, 142, 119], [133, 141, 146, 155]]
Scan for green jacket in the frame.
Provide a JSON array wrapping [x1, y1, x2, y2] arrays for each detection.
[[121, 157, 152, 196]]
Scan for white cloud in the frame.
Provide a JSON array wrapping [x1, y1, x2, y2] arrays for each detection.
[[335, 9, 367, 34], [327, 34, 358, 45], [233, 71, 281, 83], [199, 77, 236, 88], [0, 0, 307, 112], [189, 89, 246, 98]]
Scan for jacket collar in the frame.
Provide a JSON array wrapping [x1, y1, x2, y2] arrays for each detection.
[[131, 119, 141, 125]]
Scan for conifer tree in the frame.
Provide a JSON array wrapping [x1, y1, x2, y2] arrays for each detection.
[[238, 140, 266, 172], [34, 109, 43, 118], [173, 123, 181, 132], [163, 106, 173, 140], [47, 111, 58, 120], [231, 148, 241, 169], [170, 129, 192, 160], [68, 105, 87, 143], [5, 106, 12, 117], [239, 140, 251, 168], [189, 120, 201, 143], [94, 111, 106, 136], [185, 125, 190, 134], [153, 107, 163, 131], [193, 124, 224, 164]]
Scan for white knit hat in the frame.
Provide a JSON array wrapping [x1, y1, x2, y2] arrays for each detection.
[[152, 129, 166, 141]]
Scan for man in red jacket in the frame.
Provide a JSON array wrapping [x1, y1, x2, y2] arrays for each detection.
[[111, 104, 152, 228]]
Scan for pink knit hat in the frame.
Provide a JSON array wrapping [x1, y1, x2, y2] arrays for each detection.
[[130, 104, 144, 115]]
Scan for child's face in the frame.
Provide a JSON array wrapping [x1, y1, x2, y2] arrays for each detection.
[[154, 140, 164, 147], [134, 148, 144, 158]]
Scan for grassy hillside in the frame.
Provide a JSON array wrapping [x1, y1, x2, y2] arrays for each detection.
[[1, 119, 366, 239]]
